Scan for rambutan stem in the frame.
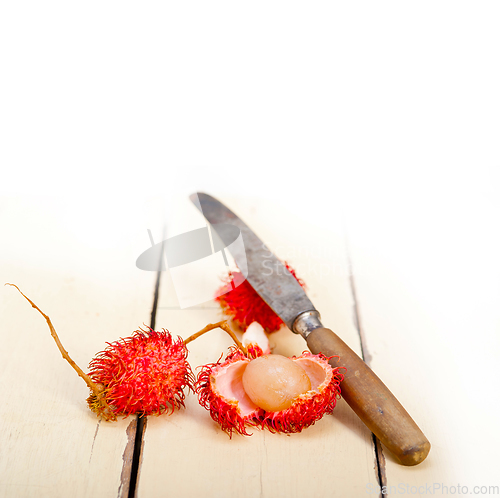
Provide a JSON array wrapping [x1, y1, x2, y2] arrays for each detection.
[[184, 320, 247, 354], [6, 283, 115, 418]]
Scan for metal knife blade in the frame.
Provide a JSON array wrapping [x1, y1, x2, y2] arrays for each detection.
[[190, 192, 316, 331]]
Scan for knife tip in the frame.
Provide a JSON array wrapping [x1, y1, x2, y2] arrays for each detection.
[[188, 192, 201, 203], [189, 192, 214, 204], [189, 192, 211, 213]]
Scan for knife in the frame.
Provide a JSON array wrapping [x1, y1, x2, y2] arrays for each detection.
[[190, 192, 430, 466]]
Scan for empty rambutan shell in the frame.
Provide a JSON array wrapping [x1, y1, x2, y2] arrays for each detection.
[[215, 262, 305, 333], [88, 328, 194, 419], [196, 346, 343, 437]]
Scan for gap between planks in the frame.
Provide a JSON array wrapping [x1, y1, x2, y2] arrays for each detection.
[[120, 233, 164, 498], [345, 233, 388, 496]]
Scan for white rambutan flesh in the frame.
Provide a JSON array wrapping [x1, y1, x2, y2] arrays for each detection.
[[242, 322, 271, 355]]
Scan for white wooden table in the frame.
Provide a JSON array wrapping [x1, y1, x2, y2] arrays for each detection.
[[2, 194, 498, 497]]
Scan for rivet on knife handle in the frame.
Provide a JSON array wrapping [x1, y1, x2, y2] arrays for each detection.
[[301, 322, 431, 466]]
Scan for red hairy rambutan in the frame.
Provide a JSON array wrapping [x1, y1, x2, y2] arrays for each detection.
[[87, 328, 194, 419], [196, 341, 343, 437], [8, 284, 194, 421], [215, 262, 305, 333]]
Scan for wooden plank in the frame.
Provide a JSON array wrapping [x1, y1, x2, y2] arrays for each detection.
[[137, 195, 379, 497], [346, 202, 500, 496], [0, 196, 162, 498]]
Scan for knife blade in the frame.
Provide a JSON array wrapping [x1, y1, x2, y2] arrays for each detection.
[[190, 192, 430, 466]]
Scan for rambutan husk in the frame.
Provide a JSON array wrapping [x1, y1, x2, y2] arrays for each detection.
[[196, 347, 263, 436], [215, 262, 305, 333], [195, 344, 344, 437]]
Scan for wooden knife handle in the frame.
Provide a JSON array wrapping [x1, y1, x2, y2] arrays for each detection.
[[306, 327, 430, 466]]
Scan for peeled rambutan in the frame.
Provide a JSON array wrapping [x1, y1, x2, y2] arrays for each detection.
[[215, 262, 305, 333], [196, 339, 343, 437]]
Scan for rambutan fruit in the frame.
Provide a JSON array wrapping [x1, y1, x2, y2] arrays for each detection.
[[87, 328, 193, 418], [7, 284, 194, 421], [195, 335, 343, 437], [215, 262, 305, 333]]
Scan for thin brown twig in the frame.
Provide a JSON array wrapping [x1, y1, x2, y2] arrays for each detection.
[[184, 320, 247, 354], [5, 283, 114, 418]]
